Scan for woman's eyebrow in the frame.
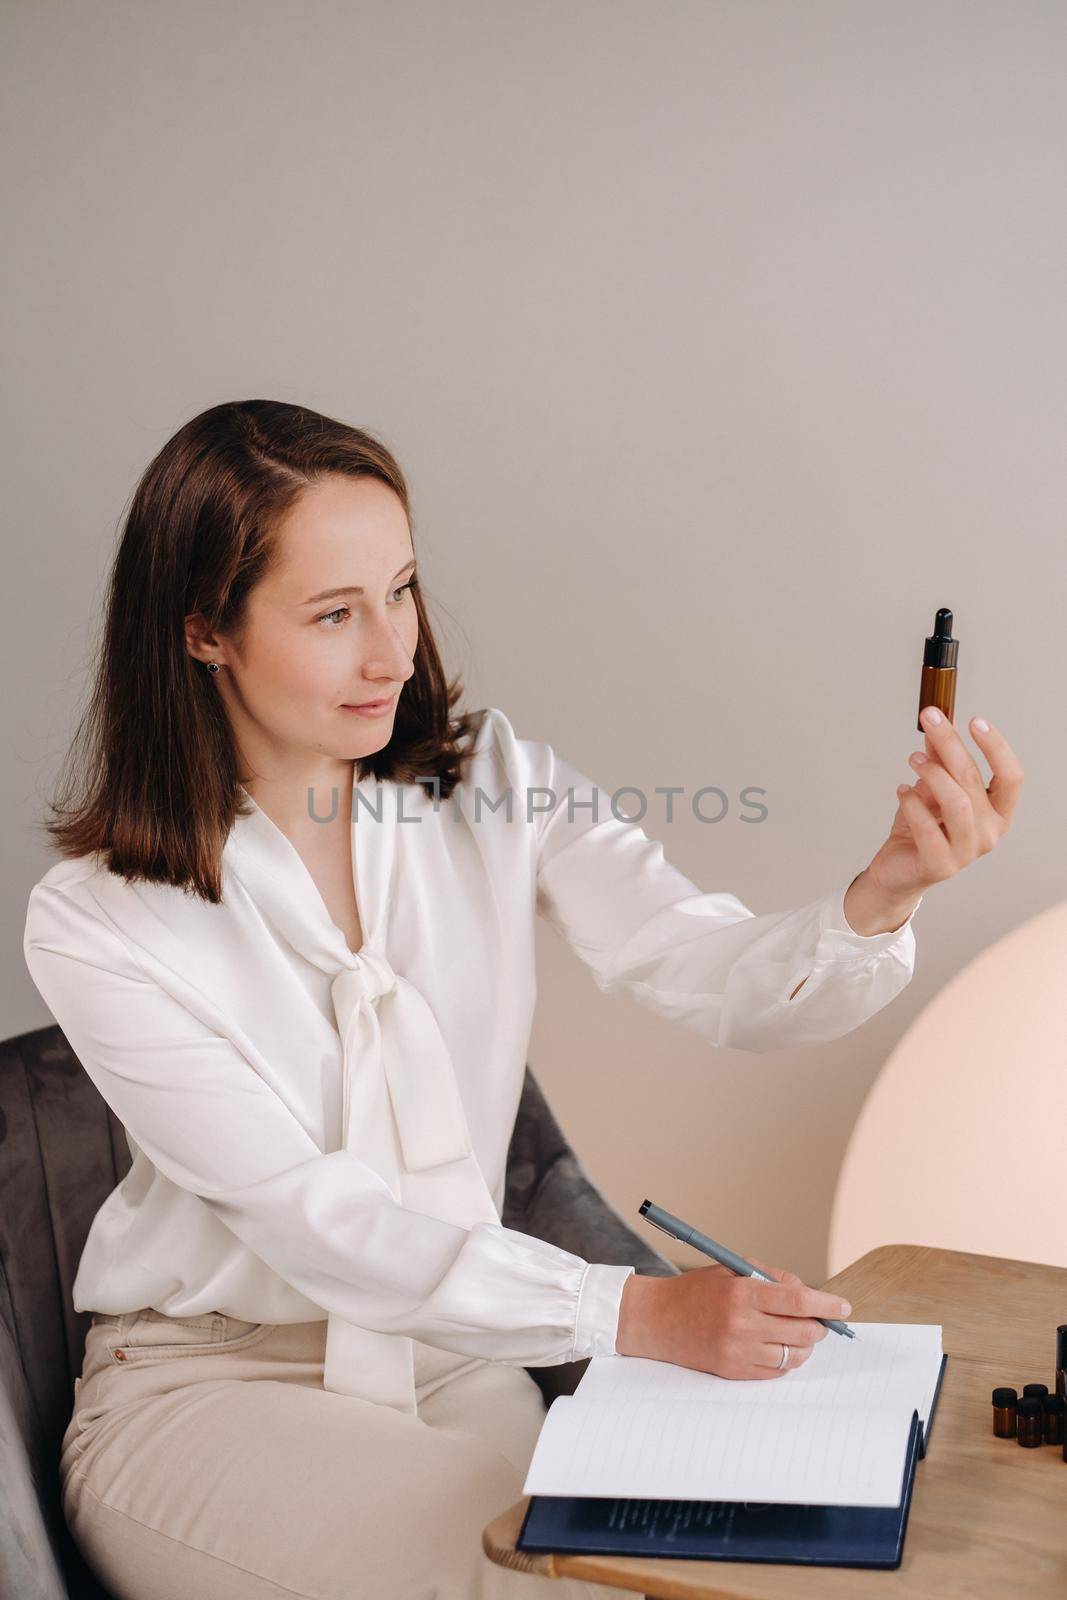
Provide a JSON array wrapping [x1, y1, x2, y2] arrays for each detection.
[[302, 558, 416, 605]]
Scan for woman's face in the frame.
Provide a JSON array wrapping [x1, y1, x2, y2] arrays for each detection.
[[187, 474, 418, 777]]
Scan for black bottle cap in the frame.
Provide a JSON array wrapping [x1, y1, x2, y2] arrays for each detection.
[[1017, 1397, 1043, 1416], [1058, 1325, 1067, 1366], [1042, 1395, 1066, 1414], [992, 1387, 1018, 1406], [1023, 1383, 1050, 1399], [922, 607, 958, 669]]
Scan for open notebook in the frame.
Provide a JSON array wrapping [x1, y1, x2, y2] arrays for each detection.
[[518, 1323, 947, 1569]]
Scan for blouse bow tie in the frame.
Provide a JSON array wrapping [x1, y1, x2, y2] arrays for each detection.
[[226, 787, 500, 1415], [324, 943, 501, 1413], [331, 951, 478, 1175]]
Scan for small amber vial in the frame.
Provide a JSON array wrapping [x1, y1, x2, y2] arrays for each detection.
[[1041, 1396, 1065, 1445], [992, 1387, 1018, 1438], [1017, 1397, 1043, 1447]]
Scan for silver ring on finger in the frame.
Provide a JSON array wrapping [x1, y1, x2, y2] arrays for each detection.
[[776, 1341, 790, 1370]]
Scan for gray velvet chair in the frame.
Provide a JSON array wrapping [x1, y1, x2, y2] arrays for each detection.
[[0, 1021, 680, 1600]]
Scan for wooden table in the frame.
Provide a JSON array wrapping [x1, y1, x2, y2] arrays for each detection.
[[483, 1244, 1067, 1597]]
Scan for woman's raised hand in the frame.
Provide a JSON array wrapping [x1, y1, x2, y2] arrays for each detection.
[[868, 709, 1024, 910]]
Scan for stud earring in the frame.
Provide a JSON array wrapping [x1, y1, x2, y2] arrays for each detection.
[[206, 662, 221, 674]]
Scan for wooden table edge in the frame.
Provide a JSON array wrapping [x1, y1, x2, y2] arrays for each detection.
[[481, 1241, 1064, 1595]]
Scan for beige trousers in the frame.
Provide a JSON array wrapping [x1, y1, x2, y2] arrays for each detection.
[[60, 1309, 634, 1600]]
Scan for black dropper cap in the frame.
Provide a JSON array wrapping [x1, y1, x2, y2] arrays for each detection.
[[922, 608, 958, 669], [1023, 1383, 1049, 1399], [992, 1387, 1018, 1406]]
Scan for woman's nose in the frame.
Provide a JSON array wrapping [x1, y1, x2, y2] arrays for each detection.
[[362, 616, 415, 680]]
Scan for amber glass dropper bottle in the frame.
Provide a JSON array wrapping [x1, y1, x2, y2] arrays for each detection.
[[917, 607, 958, 732]]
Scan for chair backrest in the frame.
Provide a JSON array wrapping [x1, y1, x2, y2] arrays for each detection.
[[828, 899, 1067, 1276], [1, 1020, 678, 1599], [1, 1022, 126, 1599]]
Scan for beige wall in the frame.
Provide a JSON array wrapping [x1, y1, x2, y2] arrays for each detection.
[[5, 1, 1064, 1287]]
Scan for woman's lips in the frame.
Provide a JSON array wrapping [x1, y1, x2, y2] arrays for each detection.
[[340, 696, 395, 718]]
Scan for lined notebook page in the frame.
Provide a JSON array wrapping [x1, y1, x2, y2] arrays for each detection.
[[522, 1399, 915, 1506], [575, 1322, 943, 1427]]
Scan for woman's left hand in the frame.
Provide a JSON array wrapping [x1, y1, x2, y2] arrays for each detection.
[[862, 708, 1025, 909]]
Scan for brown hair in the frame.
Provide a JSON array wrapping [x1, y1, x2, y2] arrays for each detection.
[[42, 399, 484, 903]]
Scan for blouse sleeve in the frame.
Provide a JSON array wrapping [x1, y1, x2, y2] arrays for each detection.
[[23, 883, 634, 1367], [514, 725, 920, 1052]]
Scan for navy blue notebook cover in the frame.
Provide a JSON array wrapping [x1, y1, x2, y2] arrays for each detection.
[[517, 1353, 947, 1570]]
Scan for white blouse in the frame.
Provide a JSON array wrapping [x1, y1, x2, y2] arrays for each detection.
[[23, 705, 920, 1416]]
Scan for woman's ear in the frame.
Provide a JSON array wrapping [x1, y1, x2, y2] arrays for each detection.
[[185, 610, 226, 668]]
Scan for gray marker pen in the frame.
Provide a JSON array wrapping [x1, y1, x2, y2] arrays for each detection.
[[639, 1199, 857, 1340]]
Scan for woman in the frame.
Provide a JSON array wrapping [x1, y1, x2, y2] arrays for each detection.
[[24, 399, 1022, 1600]]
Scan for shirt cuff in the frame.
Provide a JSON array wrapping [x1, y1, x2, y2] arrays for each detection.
[[817, 881, 923, 959], [572, 1262, 636, 1360]]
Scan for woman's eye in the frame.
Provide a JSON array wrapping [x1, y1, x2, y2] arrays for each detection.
[[318, 606, 349, 628], [316, 579, 416, 629]]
